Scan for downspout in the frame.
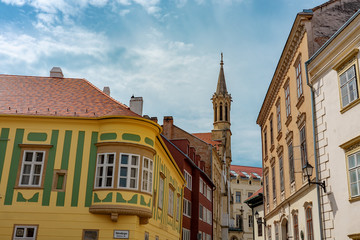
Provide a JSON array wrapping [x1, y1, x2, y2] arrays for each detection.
[[305, 61, 324, 240]]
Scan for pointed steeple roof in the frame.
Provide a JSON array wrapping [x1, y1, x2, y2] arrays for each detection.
[[216, 53, 227, 95]]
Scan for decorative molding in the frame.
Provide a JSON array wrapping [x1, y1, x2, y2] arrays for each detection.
[[296, 95, 305, 110], [340, 135, 360, 151], [276, 144, 284, 156], [333, 48, 359, 71], [285, 131, 293, 145], [296, 112, 306, 129], [285, 115, 292, 127]]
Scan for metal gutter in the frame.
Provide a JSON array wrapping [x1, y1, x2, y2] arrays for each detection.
[[305, 62, 324, 240]]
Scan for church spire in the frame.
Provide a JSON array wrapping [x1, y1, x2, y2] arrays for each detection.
[[216, 52, 227, 95]]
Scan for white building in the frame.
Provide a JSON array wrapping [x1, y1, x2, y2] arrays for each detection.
[[307, 9, 360, 240]]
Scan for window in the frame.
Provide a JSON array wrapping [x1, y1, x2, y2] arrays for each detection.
[[95, 153, 115, 188], [168, 187, 174, 216], [183, 198, 191, 217], [279, 156, 284, 192], [293, 214, 299, 240], [207, 186, 212, 200], [199, 204, 204, 221], [348, 150, 360, 197], [306, 207, 314, 240], [144, 232, 149, 240], [13, 225, 37, 240], [288, 143, 295, 183], [296, 60, 303, 98], [236, 214, 243, 229], [184, 170, 192, 190], [83, 230, 98, 240], [182, 228, 190, 240], [158, 177, 164, 209], [142, 158, 153, 193], [257, 218, 263, 236], [276, 100, 281, 132], [118, 154, 139, 189], [207, 208, 212, 225], [220, 103, 223, 121], [272, 166, 276, 199], [19, 151, 45, 187], [263, 129, 268, 156], [176, 195, 180, 221], [248, 192, 253, 198], [275, 223, 279, 240], [248, 215, 253, 228], [200, 178, 204, 194], [52, 169, 67, 191], [285, 84, 291, 117], [339, 64, 359, 108], [270, 117, 274, 145], [265, 175, 269, 205], [268, 226, 272, 240], [235, 191, 241, 203], [300, 126, 307, 167]]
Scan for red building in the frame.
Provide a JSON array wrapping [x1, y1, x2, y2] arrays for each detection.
[[162, 136, 214, 240]]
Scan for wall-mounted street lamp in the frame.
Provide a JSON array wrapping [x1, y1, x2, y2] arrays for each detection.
[[302, 162, 326, 193], [254, 211, 266, 226]]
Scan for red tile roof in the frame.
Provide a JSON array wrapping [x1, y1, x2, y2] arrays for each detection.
[[0, 74, 140, 118], [230, 165, 262, 179], [192, 132, 221, 147], [245, 187, 263, 202]]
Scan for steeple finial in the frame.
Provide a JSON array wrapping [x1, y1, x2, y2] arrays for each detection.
[[220, 52, 224, 66], [216, 52, 227, 95]]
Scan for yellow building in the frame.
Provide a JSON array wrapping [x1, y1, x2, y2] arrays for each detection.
[[256, 1, 360, 239], [0, 68, 185, 240]]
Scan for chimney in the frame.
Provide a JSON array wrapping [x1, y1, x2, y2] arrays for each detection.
[[162, 116, 174, 139], [103, 87, 110, 96], [129, 96, 143, 116], [150, 117, 158, 123], [50, 67, 64, 78]]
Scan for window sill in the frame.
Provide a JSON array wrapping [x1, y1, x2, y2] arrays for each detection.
[[285, 115, 292, 127], [296, 95, 304, 109], [340, 98, 360, 114], [349, 195, 360, 203]]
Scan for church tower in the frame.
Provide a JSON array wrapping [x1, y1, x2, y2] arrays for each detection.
[[211, 53, 232, 240]]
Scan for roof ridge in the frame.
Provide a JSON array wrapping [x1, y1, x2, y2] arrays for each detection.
[[231, 164, 262, 169]]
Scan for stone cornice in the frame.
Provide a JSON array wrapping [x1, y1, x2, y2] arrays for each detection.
[[257, 14, 311, 127]]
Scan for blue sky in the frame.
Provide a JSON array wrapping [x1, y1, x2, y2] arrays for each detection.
[[0, 0, 326, 167]]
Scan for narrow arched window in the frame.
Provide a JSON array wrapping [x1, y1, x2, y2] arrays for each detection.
[[225, 104, 228, 121], [214, 104, 217, 122], [220, 103, 223, 121]]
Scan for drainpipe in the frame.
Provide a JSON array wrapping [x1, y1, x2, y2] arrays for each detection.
[[305, 61, 324, 240]]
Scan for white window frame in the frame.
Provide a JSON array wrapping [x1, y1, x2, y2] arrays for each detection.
[[176, 195, 180, 221], [207, 208, 212, 225], [285, 84, 291, 117], [158, 177, 164, 209], [141, 157, 153, 193], [118, 153, 140, 189], [235, 191, 241, 203], [296, 60, 303, 98], [94, 153, 115, 189], [168, 187, 174, 216], [184, 170, 192, 191], [13, 225, 37, 240], [183, 198, 191, 217], [279, 155, 284, 192], [207, 186, 211, 200], [19, 151, 46, 187], [348, 150, 360, 198], [276, 99, 281, 132], [339, 64, 359, 108], [200, 177, 204, 194], [182, 228, 190, 240], [199, 204, 204, 221], [300, 126, 307, 167]]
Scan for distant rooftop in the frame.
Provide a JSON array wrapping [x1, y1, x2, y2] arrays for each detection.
[[230, 165, 262, 179]]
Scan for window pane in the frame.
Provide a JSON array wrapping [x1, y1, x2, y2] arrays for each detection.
[[36, 152, 43, 162], [120, 167, 127, 176], [351, 183, 358, 196], [131, 156, 138, 166], [98, 154, 104, 164], [32, 175, 40, 185], [16, 228, 24, 237], [107, 166, 113, 176], [130, 179, 136, 188], [350, 170, 357, 183], [131, 168, 137, 178], [119, 178, 127, 187], [108, 154, 114, 164], [26, 227, 35, 237], [121, 155, 128, 164], [23, 164, 31, 174], [356, 152, 360, 166], [348, 66, 355, 79], [34, 164, 42, 174], [106, 178, 112, 186], [25, 152, 33, 161], [349, 154, 356, 168], [144, 158, 148, 168], [21, 175, 29, 185]]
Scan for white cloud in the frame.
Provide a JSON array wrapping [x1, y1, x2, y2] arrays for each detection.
[[1, 0, 27, 6], [119, 9, 130, 16]]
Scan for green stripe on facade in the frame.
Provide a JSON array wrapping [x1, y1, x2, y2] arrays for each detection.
[[145, 137, 154, 146], [56, 130, 72, 207], [4, 129, 24, 205], [85, 131, 98, 207], [42, 130, 59, 206], [71, 131, 85, 207], [100, 132, 117, 141], [27, 132, 47, 141], [122, 133, 141, 142], [0, 128, 10, 182]]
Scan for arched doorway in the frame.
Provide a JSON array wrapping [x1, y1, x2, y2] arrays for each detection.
[[281, 218, 288, 240]]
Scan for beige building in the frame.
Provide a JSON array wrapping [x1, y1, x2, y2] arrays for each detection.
[[229, 165, 262, 240], [256, 1, 360, 239], [307, 10, 360, 240]]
